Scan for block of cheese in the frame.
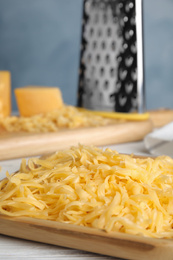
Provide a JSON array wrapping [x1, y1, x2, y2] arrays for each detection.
[[0, 71, 11, 117], [15, 86, 63, 117]]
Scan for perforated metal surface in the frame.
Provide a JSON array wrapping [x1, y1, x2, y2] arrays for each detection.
[[77, 0, 144, 112]]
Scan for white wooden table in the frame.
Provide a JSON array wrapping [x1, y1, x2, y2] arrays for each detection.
[[0, 141, 150, 260]]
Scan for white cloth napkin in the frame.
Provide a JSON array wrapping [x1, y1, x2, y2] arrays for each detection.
[[144, 122, 173, 157]]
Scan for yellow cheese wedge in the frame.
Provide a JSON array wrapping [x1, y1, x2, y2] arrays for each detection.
[[0, 71, 11, 117], [15, 86, 63, 117]]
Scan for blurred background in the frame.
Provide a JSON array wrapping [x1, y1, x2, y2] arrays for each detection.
[[0, 0, 172, 112]]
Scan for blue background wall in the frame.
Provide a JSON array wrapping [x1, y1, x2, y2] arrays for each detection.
[[0, 0, 172, 112], [143, 0, 173, 110]]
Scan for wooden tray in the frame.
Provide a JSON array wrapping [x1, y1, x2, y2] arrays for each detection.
[[0, 214, 173, 260], [0, 119, 152, 160], [0, 147, 173, 260]]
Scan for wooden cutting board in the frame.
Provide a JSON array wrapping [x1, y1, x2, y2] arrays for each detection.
[[0, 120, 152, 160], [0, 149, 173, 259], [0, 214, 173, 260]]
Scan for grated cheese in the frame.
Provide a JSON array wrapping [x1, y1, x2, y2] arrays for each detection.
[[1, 144, 173, 238], [0, 105, 117, 133]]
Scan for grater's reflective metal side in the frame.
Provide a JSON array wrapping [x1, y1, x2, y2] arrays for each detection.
[[77, 0, 145, 113]]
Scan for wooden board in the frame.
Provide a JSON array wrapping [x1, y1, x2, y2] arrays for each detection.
[[0, 120, 152, 160], [0, 214, 173, 260], [0, 150, 173, 260], [149, 109, 173, 128]]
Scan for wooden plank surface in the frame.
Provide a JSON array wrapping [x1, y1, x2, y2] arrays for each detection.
[[0, 214, 173, 260], [0, 120, 152, 160], [149, 109, 173, 128]]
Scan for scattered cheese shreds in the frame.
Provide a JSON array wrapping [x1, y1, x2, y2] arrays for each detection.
[[0, 105, 117, 133], [1, 144, 173, 238]]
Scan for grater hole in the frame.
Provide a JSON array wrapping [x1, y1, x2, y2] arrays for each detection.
[[118, 2, 124, 11], [87, 53, 92, 62], [113, 16, 118, 23], [85, 78, 91, 89], [101, 41, 106, 50], [124, 15, 128, 23], [89, 91, 93, 97], [110, 94, 115, 103], [125, 55, 134, 67], [105, 54, 110, 64], [117, 28, 122, 37], [125, 29, 134, 40], [131, 93, 138, 107], [119, 94, 127, 106], [130, 16, 136, 26], [91, 0, 96, 8], [119, 69, 128, 81], [131, 68, 137, 81], [125, 81, 133, 94], [123, 43, 128, 50], [117, 55, 122, 62], [104, 80, 109, 90], [95, 79, 99, 88], [111, 41, 116, 51], [98, 28, 102, 37], [115, 81, 121, 93], [95, 0, 101, 8], [86, 78, 90, 85], [131, 42, 137, 53], [129, 2, 134, 9], [90, 28, 94, 37], [96, 54, 101, 63], [100, 67, 105, 77], [92, 41, 97, 49], [125, 1, 134, 13], [99, 1, 105, 10], [110, 68, 115, 77], [107, 27, 112, 37]]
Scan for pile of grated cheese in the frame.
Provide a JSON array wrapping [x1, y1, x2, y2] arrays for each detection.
[[0, 105, 116, 133], [1, 144, 173, 239]]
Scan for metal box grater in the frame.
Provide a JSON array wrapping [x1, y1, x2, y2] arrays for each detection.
[[77, 0, 145, 113]]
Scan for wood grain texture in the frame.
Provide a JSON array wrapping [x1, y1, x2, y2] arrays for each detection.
[[0, 120, 152, 160], [0, 214, 173, 260]]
